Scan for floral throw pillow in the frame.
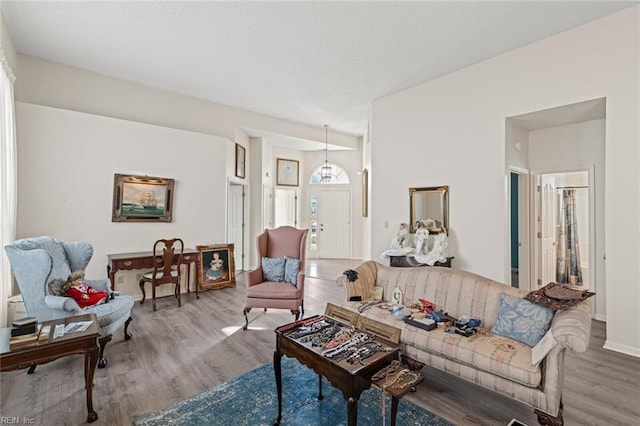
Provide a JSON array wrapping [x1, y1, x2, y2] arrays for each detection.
[[524, 282, 595, 311], [284, 257, 301, 286], [491, 292, 554, 347], [261, 256, 286, 282]]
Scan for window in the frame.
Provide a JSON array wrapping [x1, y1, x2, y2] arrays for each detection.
[[309, 163, 350, 184]]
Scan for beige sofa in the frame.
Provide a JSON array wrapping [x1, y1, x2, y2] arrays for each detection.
[[337, 261, 592, 426]]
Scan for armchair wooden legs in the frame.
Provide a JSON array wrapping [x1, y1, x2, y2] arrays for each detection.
[[124, 316, 133, 340], [95, 317, 133, 368], [243, 307, 251, 330], [242, 307, 301, 330], [97, 335, 112, 368]]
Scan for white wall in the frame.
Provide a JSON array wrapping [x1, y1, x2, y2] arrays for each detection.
[[16, 102, 229, 298], [370, 7, 640, 356]]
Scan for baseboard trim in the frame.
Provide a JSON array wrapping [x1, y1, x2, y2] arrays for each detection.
[[603, 340, 640, 358]]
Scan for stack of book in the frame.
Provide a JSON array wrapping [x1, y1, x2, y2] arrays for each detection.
[[9, 317, 43, 350]]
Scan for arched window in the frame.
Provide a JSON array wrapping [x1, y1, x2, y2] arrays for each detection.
[[309, 163, 350, 184]]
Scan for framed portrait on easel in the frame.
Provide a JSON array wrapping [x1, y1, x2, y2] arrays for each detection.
[[196, 243, 236, 292]]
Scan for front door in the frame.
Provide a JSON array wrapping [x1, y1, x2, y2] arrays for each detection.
[[312, 190, 351, 259]]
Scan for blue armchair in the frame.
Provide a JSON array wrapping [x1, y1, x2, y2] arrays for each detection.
[[4, 236, 134, 368]]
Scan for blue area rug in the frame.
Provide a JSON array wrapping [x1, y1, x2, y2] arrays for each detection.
[[134, 357, 453, 425]]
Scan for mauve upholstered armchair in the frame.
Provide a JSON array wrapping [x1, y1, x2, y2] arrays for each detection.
[[243, 226, 308, 330], [5, 236, 134, 368]]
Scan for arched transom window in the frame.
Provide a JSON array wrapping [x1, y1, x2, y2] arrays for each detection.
[[309, 163, 350, 184]]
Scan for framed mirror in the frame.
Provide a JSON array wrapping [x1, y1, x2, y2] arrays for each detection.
[[409, 186, 449, 233]]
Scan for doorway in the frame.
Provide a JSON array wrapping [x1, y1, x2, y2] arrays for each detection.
[[274, 189, 298, 228], [509, 170, 530, 289], [308, 190, 351, 259], [228, 183, 246, 271], [533, 170, 591, 289]]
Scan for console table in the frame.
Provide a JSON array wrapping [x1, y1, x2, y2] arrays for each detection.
[[389, 255, 454, 268], [107, 250, 200, 298], [0, 313, 100, 423]]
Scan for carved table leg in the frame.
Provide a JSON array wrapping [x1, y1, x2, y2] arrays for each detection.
[[390, 395, 400, 426], [139, 279, 146, 304], [84, 343, 99, 422], [97, 334, 112, 368], [273, 351, 282, 426], [347, 396, 358, 426]]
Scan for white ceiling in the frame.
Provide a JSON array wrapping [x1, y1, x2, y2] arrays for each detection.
[[1, 0, 636, 146]]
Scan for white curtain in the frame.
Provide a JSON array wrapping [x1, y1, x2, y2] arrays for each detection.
[[0, 47, 17, 327]]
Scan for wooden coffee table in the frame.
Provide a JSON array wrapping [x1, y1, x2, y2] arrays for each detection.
[[273, 315, 400, 426], [0, 313, 101, 423]]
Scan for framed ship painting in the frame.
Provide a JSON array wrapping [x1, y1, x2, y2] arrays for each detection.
[[197, 243, 236, 291], [112, 173, 175, 222]]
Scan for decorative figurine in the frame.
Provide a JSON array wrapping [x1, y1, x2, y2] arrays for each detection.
[[390, 223, 409, 249], [423, 229, 449, 266], [414, 221, 430, 255]]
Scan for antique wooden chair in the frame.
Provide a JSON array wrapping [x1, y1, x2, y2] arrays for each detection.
[[243, 226, 308, 330], [139, 238, 184, 311]]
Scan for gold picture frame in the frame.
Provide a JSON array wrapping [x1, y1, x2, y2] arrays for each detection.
[[235, 144, 246, 179], [276, 158, 299, 186], [112, 174, 174, 222], [362, 168, 369, 217], [196, 243, 236, 292]]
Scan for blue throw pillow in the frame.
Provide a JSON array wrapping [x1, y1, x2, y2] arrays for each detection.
[[261, 256, 286, 282], [284, 257, 301, 286], [491, 292, 554, 347]]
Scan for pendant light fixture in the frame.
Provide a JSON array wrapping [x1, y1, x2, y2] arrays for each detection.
[[320, 124, 333, 183]]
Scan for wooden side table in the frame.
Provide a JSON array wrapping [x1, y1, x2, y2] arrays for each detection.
[[0, 313, 101, 423], [372, 367, 424, 426]]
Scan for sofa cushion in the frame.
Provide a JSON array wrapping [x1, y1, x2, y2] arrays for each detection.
[[491, 292, 554, 347], [261, 256, 286, 282], [343, 301, 542, 388]]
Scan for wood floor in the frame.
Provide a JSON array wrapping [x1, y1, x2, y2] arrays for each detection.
[[1, 259, 639, 426]]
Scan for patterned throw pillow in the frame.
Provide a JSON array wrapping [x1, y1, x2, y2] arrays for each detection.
[[524, 282, 595, 311], [284, 257, 301, 286], [261, 256, 286, 282], [491, 292, 554, 347]]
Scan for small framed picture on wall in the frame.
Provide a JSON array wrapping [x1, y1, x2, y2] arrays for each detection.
[[276, 158, 299, 186], [235, 144, 246, 179]]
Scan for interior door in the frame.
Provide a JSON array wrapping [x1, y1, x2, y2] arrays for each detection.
[[228, 183, 245, 271], [274, 189, 297, 228], [263, 185, 274, 230], [538, 177, 558, 287], [316, 190, 351, 259]]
